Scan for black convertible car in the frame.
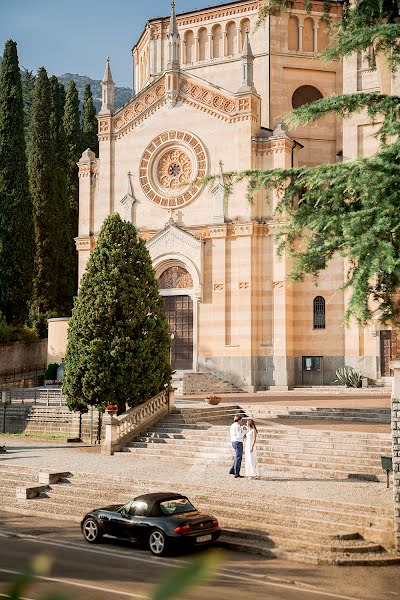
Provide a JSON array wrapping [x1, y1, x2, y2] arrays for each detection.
[[81, 492, 221, 556]]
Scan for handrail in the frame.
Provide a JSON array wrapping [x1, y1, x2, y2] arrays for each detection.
[[102, 387, 174, 455]]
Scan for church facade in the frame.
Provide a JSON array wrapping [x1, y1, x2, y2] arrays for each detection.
[[49, 0, 393, 391]]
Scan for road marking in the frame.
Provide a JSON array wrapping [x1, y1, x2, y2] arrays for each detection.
[[0, 594, 35, 600], [0, 569, 145, 599], [214, 570, 364, 600], [0, 533, 368, 600]]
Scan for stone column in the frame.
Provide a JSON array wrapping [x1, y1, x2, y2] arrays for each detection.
[[269, 124, 296, 390], [390, 360, 400, 553], [298, 24, 303, 51]]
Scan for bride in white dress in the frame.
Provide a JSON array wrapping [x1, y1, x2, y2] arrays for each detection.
[[244, 419, 258, 478]]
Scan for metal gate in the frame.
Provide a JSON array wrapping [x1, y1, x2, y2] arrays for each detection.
[[164, 295, 193, 370]]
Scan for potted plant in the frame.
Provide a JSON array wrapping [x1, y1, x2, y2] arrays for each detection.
[[204, 395, 222, 406], [105, 404, 118, 416]]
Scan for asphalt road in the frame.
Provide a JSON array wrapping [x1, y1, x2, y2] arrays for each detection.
[[0, 512, 399, 600]]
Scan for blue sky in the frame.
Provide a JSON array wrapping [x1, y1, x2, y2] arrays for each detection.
[[1, 0, 227, 87]]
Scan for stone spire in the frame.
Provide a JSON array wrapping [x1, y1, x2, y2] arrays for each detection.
[[100, 57, 115, 115], [238, 30, 255, 94], [167, 0, 180, 71]]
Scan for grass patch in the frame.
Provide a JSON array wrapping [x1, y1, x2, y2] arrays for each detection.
[[0, 432, 67, 440]]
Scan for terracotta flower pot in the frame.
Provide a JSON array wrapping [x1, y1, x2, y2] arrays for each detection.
[[204, 396, 221, 406]]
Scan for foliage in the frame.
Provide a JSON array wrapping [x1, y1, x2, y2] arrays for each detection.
[[82, 83, 98, 155], [20, 67, 35, 141], [28, 68, 70, 327], [0, 311, 38, 343], [335, 366, 363, 388], [58, 72, 132, 112], [0, 40, 34, 325], [63, 213, 172, 413], [45, 363, 59, 380], [49, 75, 75, 314], [238, 1, 400, 324]]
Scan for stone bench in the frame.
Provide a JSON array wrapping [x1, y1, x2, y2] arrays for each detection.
[[16, 484, 49, 500], [38, 471, 71, 485]]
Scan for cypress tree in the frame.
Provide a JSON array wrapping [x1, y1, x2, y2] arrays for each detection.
[[21, 67, 35, 144], [63, 213, 172, 413], [28, 67, 62, 324], [82, 83, 98, 156], [49, 75, 75, 314], [63, 80, 81, 240], [0, 40, 34, 324]]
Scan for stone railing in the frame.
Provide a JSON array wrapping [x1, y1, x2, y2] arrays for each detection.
[[390, 360, 400, 553], [102, 387, 174, 455]]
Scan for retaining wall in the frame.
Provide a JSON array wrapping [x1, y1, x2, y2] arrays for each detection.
[[0, 340, 47, 375]]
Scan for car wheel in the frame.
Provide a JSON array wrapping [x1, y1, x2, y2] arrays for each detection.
[[82, 518, 103, 544], [148, 529, 167, 556]]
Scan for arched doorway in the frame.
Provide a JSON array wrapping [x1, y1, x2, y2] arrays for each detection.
[[158, 266, 194, 370]]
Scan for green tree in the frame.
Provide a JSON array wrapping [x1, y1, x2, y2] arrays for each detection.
[[82, 83, 98, 155], [28, 67, 65, 326], [63, 213, 172, 413], [63, 80, 81, 238], [0, 40, 34, 324], [20, 67, 35, 143], [49, 75, 75, 314], [241, 0, 400, 323]]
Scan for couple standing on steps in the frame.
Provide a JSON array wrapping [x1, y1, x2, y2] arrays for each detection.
[[229, 414, 258, 478]]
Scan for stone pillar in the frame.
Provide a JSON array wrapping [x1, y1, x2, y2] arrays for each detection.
[[390, 360, 400, 553], [298, 24, 303, 51], [269, 124, 296, 390], [102, 412, 117, 455]]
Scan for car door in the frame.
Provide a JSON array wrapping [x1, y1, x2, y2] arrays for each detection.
[[113, 501, 148, 541]]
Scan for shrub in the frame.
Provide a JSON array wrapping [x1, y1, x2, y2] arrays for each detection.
[[335, 366, 363, 388], [45, 363, 59, 380]]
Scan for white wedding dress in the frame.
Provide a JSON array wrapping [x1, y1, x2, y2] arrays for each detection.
[[244, 429, 258, 477]]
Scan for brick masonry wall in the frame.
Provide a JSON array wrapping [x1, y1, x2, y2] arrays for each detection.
[[393, 398, 400, 552]]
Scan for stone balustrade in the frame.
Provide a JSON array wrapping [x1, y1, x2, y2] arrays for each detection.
[[391, 360, 400, 553], [102, 387, 174, 455]]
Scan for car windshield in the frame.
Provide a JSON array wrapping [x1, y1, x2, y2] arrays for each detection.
[[160, 498, 196, 515]]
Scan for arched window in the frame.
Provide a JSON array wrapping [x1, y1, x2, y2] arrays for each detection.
[[292, 85, 323, 109], [240, 18, 250, 49], [226, 21, 237, 56], [198, 27, 208, 61], [313, 296, 326, 329], [317, 19, 329, 51], [184, 30, 194, 63], [288, 16, 299, 51], [212, 24, 222, 59], [303, 17, 314, 52]]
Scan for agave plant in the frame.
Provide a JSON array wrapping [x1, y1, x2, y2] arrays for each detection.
[[335, 366, 363, 388]]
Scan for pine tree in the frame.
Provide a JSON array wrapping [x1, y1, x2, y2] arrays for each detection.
[[82, 83, 98, 156], [0, 40, 34, 324], [240, 0, 400, 323], [63, 213, 172, 413], [49, 75, 75, 314], [28, 67, 64, 324], [20, 67, 35, 143]]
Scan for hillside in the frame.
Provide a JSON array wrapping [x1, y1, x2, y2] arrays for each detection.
[[58, 72, 132, 112]]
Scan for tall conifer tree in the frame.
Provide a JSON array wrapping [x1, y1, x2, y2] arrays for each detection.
[[63, 81, 81, 238], [0, 40, 34, 324], [82, 83, 98, 155], [63, 80, 81, 292], [28, 67, 63, 325], [63, 214, 172, 413], [49, 75, 75, 314]]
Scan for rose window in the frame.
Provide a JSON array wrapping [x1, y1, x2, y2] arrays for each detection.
[[139, 130, 208, 208]]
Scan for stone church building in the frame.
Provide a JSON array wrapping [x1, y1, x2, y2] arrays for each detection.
[[48, 0, 394, 391]]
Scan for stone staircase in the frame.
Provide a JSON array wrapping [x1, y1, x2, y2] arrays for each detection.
[[0, 465, 397, 565], [172, 371, 244, 395], [244, 405, 391, 424], [123, 409, 392, 482], [0, 405, 79, 437]]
